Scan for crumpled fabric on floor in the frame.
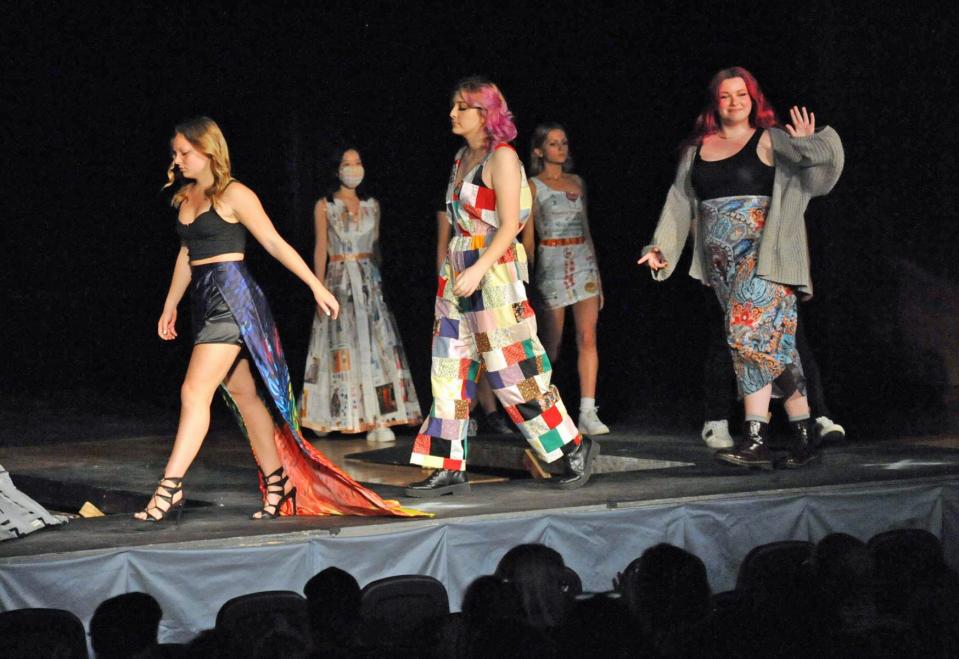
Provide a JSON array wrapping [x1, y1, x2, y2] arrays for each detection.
[[0, 464, 66, 541]]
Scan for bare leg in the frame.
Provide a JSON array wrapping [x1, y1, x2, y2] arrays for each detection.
[[783, 390, 811, 418], [223, 356, 292, 514], [539, 306, 566, 364], [476, 374, 497, 415], [571, 296, 600, 399], [224, 356, 282, 475], [135, 342, 241, 520], [164, 343, 242, 474], [743, 383, 773, 419]]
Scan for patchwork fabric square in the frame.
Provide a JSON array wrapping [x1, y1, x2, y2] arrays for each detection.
[[502, 341, 528, 366], [475, 331, 492, 353], [433, 357, 463, 379], [512, 301, 534, 323], [454, 399, 470, 419], [436, 317, 460, 339], [517, 377, 541, 402], [482, 285, 508, 310], [519, 354, 549, 379]]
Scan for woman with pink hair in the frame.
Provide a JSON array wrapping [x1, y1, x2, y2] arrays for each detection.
[[638, 67, 843, 470], [406, 77, 598, 496]]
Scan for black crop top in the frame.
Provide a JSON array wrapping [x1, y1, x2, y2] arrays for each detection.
[[176, 206, 246, 261], [691, 129, 775, 201]]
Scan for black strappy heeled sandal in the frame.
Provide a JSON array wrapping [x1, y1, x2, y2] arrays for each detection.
[[251, 466, 297, 519], [134, 476, 185, 524]]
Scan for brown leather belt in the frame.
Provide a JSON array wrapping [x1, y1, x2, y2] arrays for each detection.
[[329, 252, 373, 262], [540, 237, 585, 247]]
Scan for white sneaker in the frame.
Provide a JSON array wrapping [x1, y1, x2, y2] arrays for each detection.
[[578, 407, 610, 435], [701, 419, 734, 448], [467, 418, 478, 438], [815, 416, 845, 442], [366, 427, 396, 443]]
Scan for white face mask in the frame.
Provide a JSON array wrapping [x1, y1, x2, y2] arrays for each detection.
[[339, 165, 365, 189]]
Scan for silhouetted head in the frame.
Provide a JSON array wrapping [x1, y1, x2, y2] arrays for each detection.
[[304, 567, 361, 646], [494, 544, 569, 629], [621, 543, 711, 637], [89, 592, 163, 659]]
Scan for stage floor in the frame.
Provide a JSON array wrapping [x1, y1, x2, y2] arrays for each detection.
[[2, 424, 959, 560]]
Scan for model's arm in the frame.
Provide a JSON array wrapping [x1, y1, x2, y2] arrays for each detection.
[[637, 148, 696, 281], [158, 245, 192, 340], [436, 210, 451, 274], [521, 179, 536, 269], [577, 176, 603, 309], [776, 107, 844, 196], [225, 183, 339, 318], [452, 147, 523, 297], [313, 198, 329, 282], [371, 200, 383, 267]]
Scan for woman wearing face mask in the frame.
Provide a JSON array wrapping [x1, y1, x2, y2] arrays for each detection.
[[301, 147, 422, 442], [141, 118, 425, 522], [638, 67, 843, 469], [524, 123, 608, 436], [405, 77, 598, 497]]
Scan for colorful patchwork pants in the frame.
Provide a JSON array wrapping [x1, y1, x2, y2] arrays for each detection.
[[410, 234, 582, 471]]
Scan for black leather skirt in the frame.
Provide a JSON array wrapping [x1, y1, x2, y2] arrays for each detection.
[[190, 267, 243, 345]]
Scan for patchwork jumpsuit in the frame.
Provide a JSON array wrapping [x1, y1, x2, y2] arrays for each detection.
[[410, 145, 583, 472]]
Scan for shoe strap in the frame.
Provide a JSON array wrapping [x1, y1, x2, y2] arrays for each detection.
[[142, 477, 183, 520], [262, 466, 290, 494], [154, 477, 183, 503], [255, 487, 296, 518]]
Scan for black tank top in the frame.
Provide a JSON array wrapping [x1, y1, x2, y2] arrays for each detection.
[[176, 204, 246, 261], [691, 129, 775, 201]]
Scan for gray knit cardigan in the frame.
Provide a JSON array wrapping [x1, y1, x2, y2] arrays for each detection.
[[642, 126, 844, 297]]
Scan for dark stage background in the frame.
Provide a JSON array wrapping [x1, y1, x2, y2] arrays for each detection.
[[4, 1, 958, 443]]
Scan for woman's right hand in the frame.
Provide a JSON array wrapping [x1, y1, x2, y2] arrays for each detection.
[[636, 248, 668, 271], [314, 285, 340, 320], [158, 307, 177, 340]]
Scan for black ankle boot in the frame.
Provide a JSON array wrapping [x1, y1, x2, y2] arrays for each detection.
[[782, 418, 822, 469], [404, 469, 470, 497], [715, 420, 774, 469], [484, 411, 516, 435], [556, 436, 600, 489]]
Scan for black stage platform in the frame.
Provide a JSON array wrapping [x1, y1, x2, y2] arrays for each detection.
[[2, 423, 959, 642]]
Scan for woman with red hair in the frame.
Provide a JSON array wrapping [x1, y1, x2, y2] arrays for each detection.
[[406, 77, 598, 496], [638, 67, 843, 470]]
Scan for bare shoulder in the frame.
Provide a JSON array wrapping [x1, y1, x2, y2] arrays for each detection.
[[221, 180, 258, 207], [527, 176, 537, 195], [314, 197, 328, 215], [491, 145, 521, 167], [572, 174, 586, 193]]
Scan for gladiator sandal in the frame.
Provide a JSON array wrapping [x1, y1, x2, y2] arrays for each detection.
[[134, 476, 185, 524], [251, 466, 298, 519]]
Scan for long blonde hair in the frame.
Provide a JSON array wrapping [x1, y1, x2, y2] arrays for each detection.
[[163, 116, 233, 208]]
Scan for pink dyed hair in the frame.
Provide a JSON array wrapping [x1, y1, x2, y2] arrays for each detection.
[[685, 67, 780, 146], [455, 76, 518, 147]]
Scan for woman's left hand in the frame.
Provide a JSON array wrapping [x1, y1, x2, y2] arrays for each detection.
[[786, 105, 816, 137], [452, 265, 485, 298], [314, 286, 340, 320]]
